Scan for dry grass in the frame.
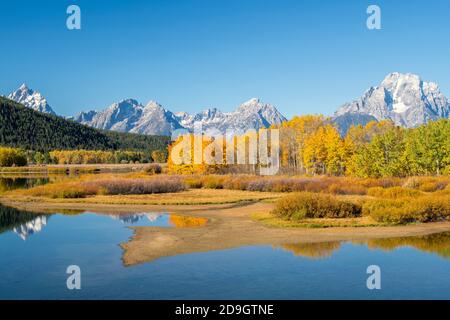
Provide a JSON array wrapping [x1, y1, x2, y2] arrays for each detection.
[[10, 174, 186, 198], [180, 175, 432, 195], [6, 189, 281, 205], [367, 186, 422, 198], [402, 176, 449, 191]]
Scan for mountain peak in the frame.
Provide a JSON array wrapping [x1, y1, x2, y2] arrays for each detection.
[[381, 72, 421, 90], [335, 72, 449, 129], [76, 97, 286, 136], [8, 84, 56, 115], [240, 98, 261, 107], [118, 98, 140, 105], [19, 83, 30, 91], [145, 100, 163, 109]]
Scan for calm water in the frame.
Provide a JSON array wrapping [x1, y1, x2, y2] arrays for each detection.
[[0, 203, 450, 300], [0, 176, 50, 192], [0, 174, 76, 193]]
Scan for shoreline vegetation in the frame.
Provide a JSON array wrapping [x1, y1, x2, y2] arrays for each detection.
[[0, 163, 167, 174], [1, 172, 449, 227]]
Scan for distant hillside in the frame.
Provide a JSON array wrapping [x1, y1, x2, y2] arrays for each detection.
[[0, 97, 170, 152]]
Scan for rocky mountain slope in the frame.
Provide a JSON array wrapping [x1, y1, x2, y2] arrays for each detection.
[[7, 84, 56, 115], [75, 98, 286, 136], [334, 73, 449, 130]]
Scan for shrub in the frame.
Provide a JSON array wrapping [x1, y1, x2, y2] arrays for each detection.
[[19, 183, 100, 198], [367, 186, 422, 198], [402, 176, 449, 192], [328, 183, 367, 195], [84, 177, 186, 195], [184, 176, 204, 188], [144, 163, 162, 175], [402, 177, 421, 189], [272, 192, 362, 220], [18, 176, 186, 198], [151, 149, 168, 163], [0, 147, 27, 167], [179, 175, 406, 195], [202, 176, 225, 189], [363, 195, 450, 224], [419, 181, 446, 192]]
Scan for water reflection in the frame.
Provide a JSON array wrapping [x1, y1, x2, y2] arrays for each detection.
[[1, 202, 449, 260], [168, 215, 208, 228], [0, 203, 208, 241], [278, 233, 450, 260], [108, 213, 162, 224], [275, 242, 342, 259], [0, 176, 50, 192], [366, 233, 450, 259], [13, 216, 48, 240], [1, 202, 450, 299], [0, 204, 48, 240]]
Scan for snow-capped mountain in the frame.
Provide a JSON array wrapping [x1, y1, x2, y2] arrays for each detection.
[[175, 98, 287, 135], [74, 99, 183, 136], [76, 98, 286, 136], [334, 73, 450, 128], [7, 84, 56, 115]]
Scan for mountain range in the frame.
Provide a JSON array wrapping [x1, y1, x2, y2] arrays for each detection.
[[333, 72, 449, 134], [5, 72, 450, 136], [74, 97, 287, 136]]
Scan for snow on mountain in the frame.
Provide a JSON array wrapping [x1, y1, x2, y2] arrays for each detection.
[[129, 101, 184, 136], [174, 98, 287, 136], [74, 99, 183, 136], [7, 84, 56, 115], [334, 73, 450, 128], [76, 98, 287, 136]]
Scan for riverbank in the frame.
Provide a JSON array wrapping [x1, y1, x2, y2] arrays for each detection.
[[121, 201, 450, 266], [2, 196, 450, 266]]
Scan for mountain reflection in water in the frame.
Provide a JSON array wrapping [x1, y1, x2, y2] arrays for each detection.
[[0, 203, 208, 240]]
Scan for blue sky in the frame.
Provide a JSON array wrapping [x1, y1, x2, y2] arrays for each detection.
[[1, 0, 449, 118]]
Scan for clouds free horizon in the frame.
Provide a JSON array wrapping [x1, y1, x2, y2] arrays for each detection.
[[1, 0, 449, 118]]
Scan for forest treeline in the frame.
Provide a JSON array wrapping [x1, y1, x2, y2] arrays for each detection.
[[0, 148, 168, 166], [168, 116, 449, 178], [278, 116, 449, 177], [0, 97, 170, 152]]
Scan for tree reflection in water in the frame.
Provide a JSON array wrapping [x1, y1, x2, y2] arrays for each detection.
[[277, 233, 450, 260]]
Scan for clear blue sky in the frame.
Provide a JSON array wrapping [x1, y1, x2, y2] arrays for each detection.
[[1, 0, 449, 118]]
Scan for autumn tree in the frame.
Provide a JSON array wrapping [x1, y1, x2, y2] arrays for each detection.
[[276, 115, 326, 172]]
